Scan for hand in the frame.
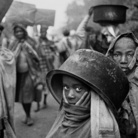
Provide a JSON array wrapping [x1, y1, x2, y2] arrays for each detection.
[[36, 84, 43, 91], [75, 92, 91, 107], [63, 91, 68, 103], [88, 6, 94, 16]]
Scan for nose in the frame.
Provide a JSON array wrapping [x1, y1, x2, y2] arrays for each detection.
[[120, 55, 127, 64], [68, 89, 75, 98]]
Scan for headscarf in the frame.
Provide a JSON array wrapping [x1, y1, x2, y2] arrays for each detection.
[[13, 23, 27, 38], [106, 32, 138, 71], [106, 32, 138, 137], [101, 25, 120, 37]]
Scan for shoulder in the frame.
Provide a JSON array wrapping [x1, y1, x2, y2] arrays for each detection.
[[128, 67, 138, 83], [27, 36, 37, 46]]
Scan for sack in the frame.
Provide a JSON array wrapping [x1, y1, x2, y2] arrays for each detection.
[[35, 8, 55, 26], [5, 1, 36, 26]]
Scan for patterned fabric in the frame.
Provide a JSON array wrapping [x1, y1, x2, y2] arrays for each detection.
[[38, 38, 54, 73], [36, 38, 55, 94], [39, 56, 49, 73]]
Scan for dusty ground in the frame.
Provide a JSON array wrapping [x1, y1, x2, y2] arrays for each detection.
[[14, 94, 58, 138]]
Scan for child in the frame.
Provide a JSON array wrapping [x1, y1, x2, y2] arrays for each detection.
[[46, 49, 129, 138]]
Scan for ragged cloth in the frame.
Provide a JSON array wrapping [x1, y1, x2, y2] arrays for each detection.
[[0, 48, 16, 138]]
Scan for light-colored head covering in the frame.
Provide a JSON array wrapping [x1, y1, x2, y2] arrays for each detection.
[[13, 23, 28, 37], [101, 25, 120, 43]]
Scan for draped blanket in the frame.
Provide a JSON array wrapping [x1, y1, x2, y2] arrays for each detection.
[[0, 48, 16, 138], [9, 37, 43, 103], [46, 90, 120, 138]]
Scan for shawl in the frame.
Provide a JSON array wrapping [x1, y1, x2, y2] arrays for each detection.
[[46, 90, 120, 138], [8, 35, 43, 88], [106, 32, 138, 138], [0, 47, 16, 138]]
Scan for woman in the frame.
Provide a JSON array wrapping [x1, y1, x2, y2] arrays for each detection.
[[8, 24, 43, 126], [45, 49, 129, 138], [106, 32, 138, 138]]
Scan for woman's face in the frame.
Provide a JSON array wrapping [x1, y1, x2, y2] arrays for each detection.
[[14, 27, 25, 40], [62, 75, 89, 105], [113, 37, 136, 74]]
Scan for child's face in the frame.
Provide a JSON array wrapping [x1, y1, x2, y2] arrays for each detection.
[[62, 75, 89, 105], [113, 37, 136, 74]]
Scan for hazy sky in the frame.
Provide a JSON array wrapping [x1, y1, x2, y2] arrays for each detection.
[[15, 0, 74, 29], [12, 0, 86, 36], [16, 0, 71, 10]]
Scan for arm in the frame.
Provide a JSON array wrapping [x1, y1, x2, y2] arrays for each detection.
[[76, 7, 94, 39], [24, 40, 39, 61], [1, 37, 9, 49]]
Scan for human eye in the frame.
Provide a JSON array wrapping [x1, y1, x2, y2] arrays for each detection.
[[63, 85, 69, 91], [75, 86, 85, 93], [113, 53, 122, 60], [113, 53, 120, 57], [127, 52, 134, 58]]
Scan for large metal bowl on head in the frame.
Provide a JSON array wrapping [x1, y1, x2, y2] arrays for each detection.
[[93, 5, 128, 24], [46, 49, 129, 112]]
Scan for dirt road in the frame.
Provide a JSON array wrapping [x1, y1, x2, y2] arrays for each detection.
[[14, 94, 58, 138]]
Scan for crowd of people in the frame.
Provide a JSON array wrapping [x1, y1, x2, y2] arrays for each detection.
[[0, 2, 138, 138]]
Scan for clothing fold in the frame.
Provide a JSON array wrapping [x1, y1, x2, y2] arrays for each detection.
[[0, 47, 16, 138]]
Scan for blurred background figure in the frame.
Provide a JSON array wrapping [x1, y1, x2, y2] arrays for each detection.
[[8, 23, 43, 126], [87, 24, 121, 54], [35, 25, 55, 111], [0, 25, 16, 138], [55, 7, 94, 64], [57, 29, 70, 64]]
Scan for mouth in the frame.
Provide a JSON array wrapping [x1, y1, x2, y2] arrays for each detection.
[[120, 66, 128, 72], [67, 99, 76, 105]]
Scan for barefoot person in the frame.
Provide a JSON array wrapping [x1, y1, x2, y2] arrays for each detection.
[[9, 24, 43, 126]]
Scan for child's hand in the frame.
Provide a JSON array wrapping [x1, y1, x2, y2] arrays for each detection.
[[63, 91, 68, 103], [76, 92, 90, 107], [36, 84, 43, 91]]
